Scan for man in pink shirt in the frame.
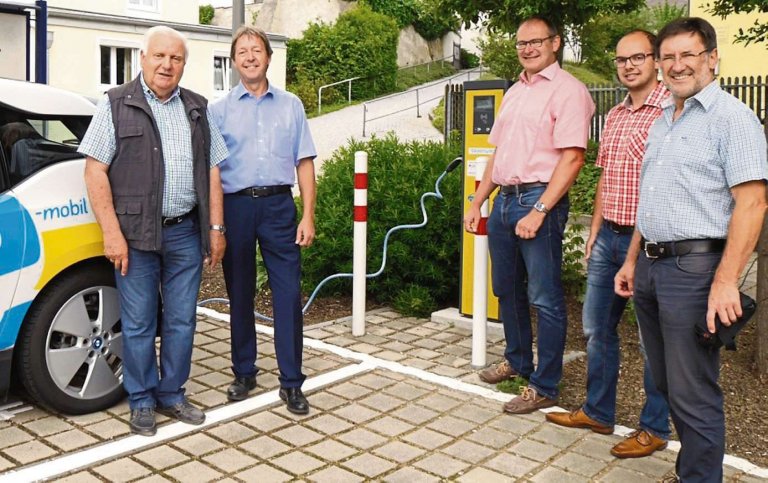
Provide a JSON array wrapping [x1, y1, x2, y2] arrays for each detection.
[[465, 15, 595, 414]]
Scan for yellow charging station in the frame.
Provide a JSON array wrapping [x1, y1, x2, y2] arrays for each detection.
[[460, 80, 512, 320]]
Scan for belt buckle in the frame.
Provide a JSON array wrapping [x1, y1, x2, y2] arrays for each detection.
[[644, 242, 661, 259]]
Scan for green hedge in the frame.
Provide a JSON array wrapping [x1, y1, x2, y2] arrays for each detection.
[[287, 5, 399, 101], [362, 0, 457, 40], [569, 140, 600, 215], [479, 32, 522, 81], [302, 134, 463, 317]]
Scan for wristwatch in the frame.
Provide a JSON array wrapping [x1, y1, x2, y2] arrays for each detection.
[[210, 224, 227, 234], [533, 201, 550, 214]]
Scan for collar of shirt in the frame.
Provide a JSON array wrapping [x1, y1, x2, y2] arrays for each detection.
[[518, 61, 560, 86], [234, 81, 275, 102], [138, 72, 181, 104], [660, 79, 720, 114], [619, 82, 669, 112]]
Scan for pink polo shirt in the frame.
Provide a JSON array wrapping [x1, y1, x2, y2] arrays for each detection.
[[489, 62, 595, 185]]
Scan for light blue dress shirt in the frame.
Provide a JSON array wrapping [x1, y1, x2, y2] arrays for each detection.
[[637, 81, 768, 242], [208, 82, 317, 194], [78, 75, 229, 217]]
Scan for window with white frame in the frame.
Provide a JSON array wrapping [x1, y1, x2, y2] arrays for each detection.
[[213, 55, 232, 92], [100, 46, 139, 88], [127, 0, 158, 11]]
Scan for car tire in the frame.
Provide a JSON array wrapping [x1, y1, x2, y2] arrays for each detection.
[[16, 264, 125, 414]]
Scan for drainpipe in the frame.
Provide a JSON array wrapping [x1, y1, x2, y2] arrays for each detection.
[[34, 0, 46, 84], [231, 0, 244, 87]]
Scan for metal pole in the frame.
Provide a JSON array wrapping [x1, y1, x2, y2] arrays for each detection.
[[352, 151, 369, 336], [362, 104, 367, 137], [416, 89, 421, 118], [348, 80, 352, 104], [471, 157, 489, 368], [230, 0, 245, 87], [34, 0, 47, 84], [318, 86, 322, 114]]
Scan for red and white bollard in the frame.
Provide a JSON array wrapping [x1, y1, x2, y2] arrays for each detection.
[[352, 151, 368, 336], [472, 157, 489, 368]]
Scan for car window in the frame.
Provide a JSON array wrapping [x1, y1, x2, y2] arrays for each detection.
[[1, 119, 85, 187]]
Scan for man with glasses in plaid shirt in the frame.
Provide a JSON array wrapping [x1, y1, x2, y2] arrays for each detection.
[[615, 18, 767, 481], [546, 30, 671, 459]]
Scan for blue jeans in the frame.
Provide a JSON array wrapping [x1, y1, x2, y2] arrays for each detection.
[[635, 252, 724, 483], [487, 187, 568, 399], [582, 224, 670, 438], [115, 216, 203, 409]]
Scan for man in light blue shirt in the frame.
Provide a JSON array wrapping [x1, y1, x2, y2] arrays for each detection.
[[615, 18, 767, 482], [209, 26, 317, 413]]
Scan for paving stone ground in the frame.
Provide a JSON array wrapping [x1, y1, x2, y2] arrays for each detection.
[[0, 309, 765, 482]]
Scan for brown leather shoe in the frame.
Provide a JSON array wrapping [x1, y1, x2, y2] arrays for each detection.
[[610, 429, 668, 458], [478, 361, 518, 384], [546, 408, 614, 434], [503, 386, 557, 414]]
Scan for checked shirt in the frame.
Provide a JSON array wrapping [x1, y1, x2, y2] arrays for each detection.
[[596, 82, 668, 227]]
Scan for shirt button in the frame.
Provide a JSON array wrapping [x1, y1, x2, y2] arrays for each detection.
[[646, 213, 651, 217], [153, 147, 158, 151], [649, 187, 655, 191]]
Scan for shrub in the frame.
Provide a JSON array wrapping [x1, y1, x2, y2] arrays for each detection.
[[301, 134, 463, 316], [362, 0, 417, 28], [412, 0, 459, 41], [460, 48, 480, 69], [479, 32, 521, 81], [568, 141, 600, 215], [287, 5, 399, 104], [199, 4, 214, 25]]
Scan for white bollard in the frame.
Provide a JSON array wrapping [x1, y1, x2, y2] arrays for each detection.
[[352, 151, 368, 336], [471, 157, 489, 368]]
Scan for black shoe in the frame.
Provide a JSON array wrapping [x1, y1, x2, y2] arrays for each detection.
[[130, 407, 157, 436], [279, 387, 310, 415], [227, 376, 257, 402], [156, 400, 205, 425]]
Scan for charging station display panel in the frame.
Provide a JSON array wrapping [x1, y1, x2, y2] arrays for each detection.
[[460, 80, 511, 320]]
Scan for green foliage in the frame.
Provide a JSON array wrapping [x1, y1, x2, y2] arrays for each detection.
[[287, 5, 399, 103], [562, 222, 587, 298], [302, 134, 463, 316], [460, 48, 480, 68], [478, 32, 521, 80], [363, 0, 458, 40], [363, 0, 418, 28], [562, 63, 612, 85], [569, 141, 601, 215], [431, 97, 445, 133], [199, 4, 214, 25], [425, 0, 644, 36], [496, 376, 529, 394], [578, 2, 687, 78], [707, 0, 767, 46]]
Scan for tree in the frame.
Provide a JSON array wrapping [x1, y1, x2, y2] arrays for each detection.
[[707, 0, 768, 46], [425, 0, 644, 36]]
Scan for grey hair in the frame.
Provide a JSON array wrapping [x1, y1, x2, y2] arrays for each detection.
[[142, 26, 189, 59]]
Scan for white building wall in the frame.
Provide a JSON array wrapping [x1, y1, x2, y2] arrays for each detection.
[[47, 0, 196, 25]]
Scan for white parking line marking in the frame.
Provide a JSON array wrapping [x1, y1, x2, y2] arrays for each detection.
[[0, 401, 32, 421], [0, 362, 373, 483], [3, 307, 766, 480]]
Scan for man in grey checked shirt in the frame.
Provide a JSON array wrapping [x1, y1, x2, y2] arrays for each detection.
[[615, 18, 767, 482], [80, 26, 228, 436]]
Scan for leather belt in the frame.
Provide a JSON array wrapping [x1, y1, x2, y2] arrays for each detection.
[[500, 182, 548, 195], [642, 238, 726, 259], [604, 220, 634, 235], [235, 185, 292, 198], [162, 208, 195, 227]]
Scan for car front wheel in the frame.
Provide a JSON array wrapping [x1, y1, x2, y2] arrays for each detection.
[[16, 264, 125, 414]]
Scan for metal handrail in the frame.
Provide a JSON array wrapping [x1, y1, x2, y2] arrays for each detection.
[[317, 76, 361, 114], [362, 66, 485, 137], [316, 55, 456, 114]]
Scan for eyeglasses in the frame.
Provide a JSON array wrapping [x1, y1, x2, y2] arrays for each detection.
[[659, 49, 712, 65], [515, 35, 555, 50], [613, 52, 653, 68]]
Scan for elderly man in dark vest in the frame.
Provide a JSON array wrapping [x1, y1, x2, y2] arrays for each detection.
[[80, 26, 229, 436]]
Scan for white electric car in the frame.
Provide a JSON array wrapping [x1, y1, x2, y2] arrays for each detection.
[[0, 78, 124, 414]]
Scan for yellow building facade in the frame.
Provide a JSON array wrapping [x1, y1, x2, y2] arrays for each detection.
[[690, 0, 768, 80]]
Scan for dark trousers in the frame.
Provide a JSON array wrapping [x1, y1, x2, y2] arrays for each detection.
[[634, 253, 724, 483], [222, 192, 305, 388]]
